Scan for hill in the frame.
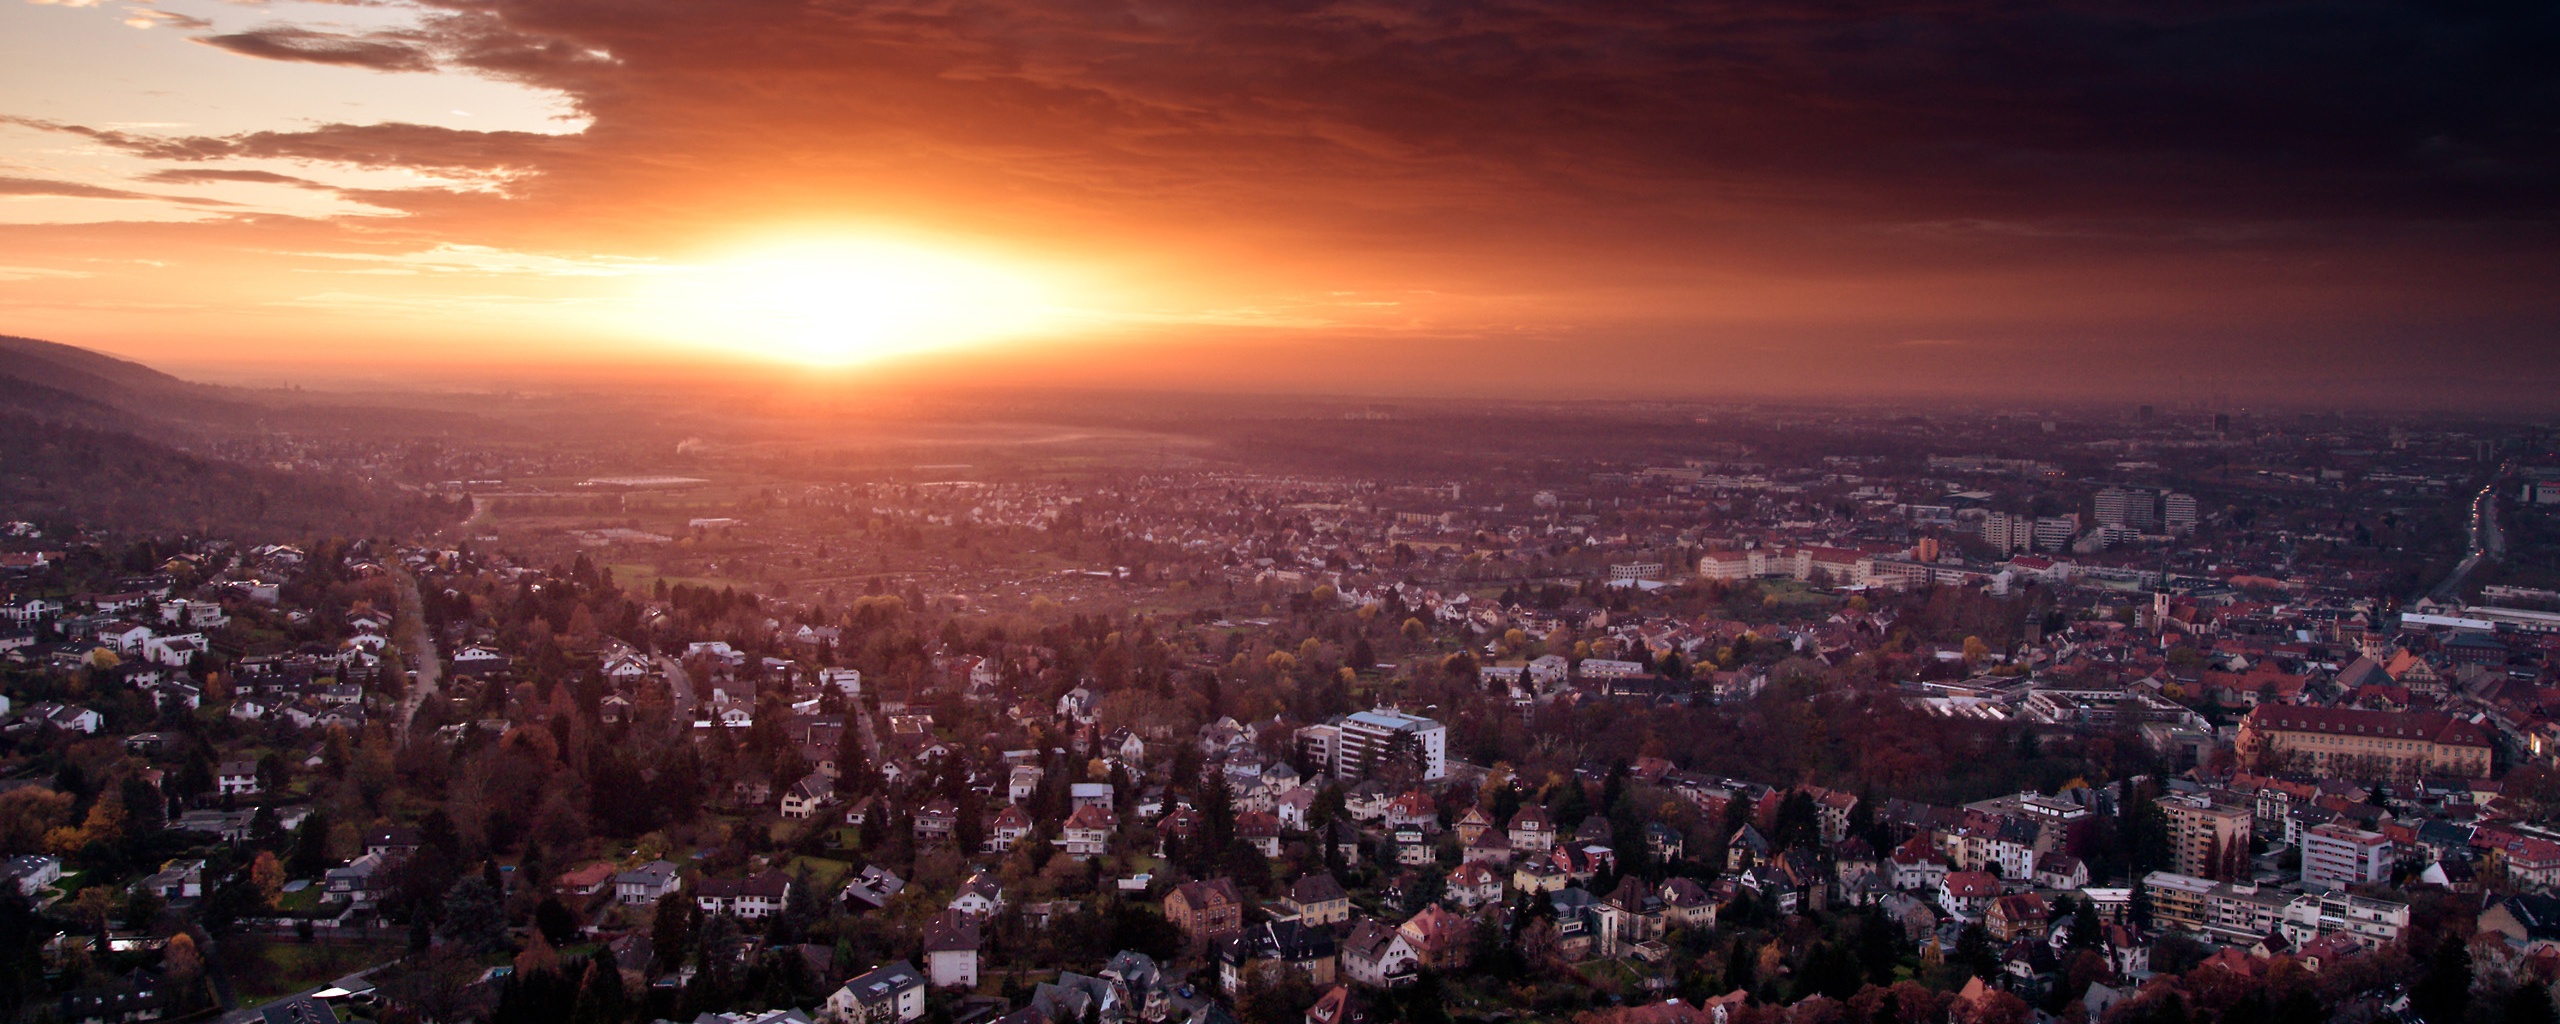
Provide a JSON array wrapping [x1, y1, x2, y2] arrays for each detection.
[[0, 336, 467, 538]]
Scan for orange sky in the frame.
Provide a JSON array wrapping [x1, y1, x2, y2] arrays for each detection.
[[4, 0, 2556, 405]]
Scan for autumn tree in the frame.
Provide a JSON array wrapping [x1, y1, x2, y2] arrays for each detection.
[[250, 851, 286, 908]]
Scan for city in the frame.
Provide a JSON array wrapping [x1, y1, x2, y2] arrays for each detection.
[[4, 0, 2557, 1022], [3, 347, 2560, 1024]]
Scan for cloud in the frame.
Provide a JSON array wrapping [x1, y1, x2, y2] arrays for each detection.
[[286, 243, 670, 277], [197, 26, 436, 72], [121, 8, 210, 30], [10, 0, 2560, 400], [17, 118, 560, 173], [0, 265, 92, 281], [139, 168, 327, 188], [0, 175, 235, 206]]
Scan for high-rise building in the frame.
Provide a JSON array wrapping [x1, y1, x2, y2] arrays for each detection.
[[2301, 823, 2392, 891], [1980, 512, 2033, 553], [2094, 487, 2158, 530], [2158, 794, 2252, 881], [2163, 492, 2199, 535], [2033, 514, 2080, 552], [1332, 708, 1447, 781]]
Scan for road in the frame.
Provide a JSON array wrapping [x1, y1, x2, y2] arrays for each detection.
[[655, 654, 698, 726], [2429, 471, 2509, 604], [390, 566, 441, 742], [851, 686, 882, 763]]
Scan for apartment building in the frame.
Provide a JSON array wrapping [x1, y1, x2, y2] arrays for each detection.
[[2300, 823, 2392, 891], [2237, 706, 2494, 780], [2158, 794, 2252, 881], [1332, 708, 1448, 782]]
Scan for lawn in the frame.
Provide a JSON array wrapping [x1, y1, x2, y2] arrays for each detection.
[[276, 886, 324, 914], [226, 938, 406, 1007], [784, 855, 855, 893]]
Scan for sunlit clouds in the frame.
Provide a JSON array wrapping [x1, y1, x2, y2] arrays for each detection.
[[0, 0, 2555, 401]]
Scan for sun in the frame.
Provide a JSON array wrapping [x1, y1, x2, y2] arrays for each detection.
[[652, 239, 1068, 366]]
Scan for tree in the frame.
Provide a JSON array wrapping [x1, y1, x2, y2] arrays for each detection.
[[535, 897, 580, 947], [439, 875, 509, 953], [288, 808, 332, 878], [2501, 983, 2556, 1024], [162, 931, 201, 981], [1236, 963, 1319, 1024], [250, 851, 286, 908], [651, 890, 698, 972], [2412, 935, 2473, 1024]]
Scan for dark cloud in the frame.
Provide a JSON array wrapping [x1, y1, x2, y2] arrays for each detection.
[[0, 176, 236, 206], [138, 169, 327, 188], [197, 27, 437, 73], [372, 0, 2558, 235], [18, 118, 560, 173], [21, 0, 2560, 396]]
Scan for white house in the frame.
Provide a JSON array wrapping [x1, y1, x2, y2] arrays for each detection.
[[824, 961, 925, 1024]]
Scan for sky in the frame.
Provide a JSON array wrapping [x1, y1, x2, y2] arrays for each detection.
[[2, 0, 2556, 406]]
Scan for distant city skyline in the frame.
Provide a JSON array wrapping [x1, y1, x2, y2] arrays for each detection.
[[2, 0, 2555, 407]]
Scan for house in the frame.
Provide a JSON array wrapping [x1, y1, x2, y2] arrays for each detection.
[[1662, 877, 1717, 930], [824, 961, 926, 1024], [913, 800, 959, 843], [1278, 789, 1320, 832], [217, 761, 261, 797], [781, 775, 837, 819], [922, 911, 981, 988], [1984, 893, 2051, 943], [1056, 804, 1116, 860], [2, 855, 61, 895], [985, 805, 1033, 853], [1594, 877, 1667, 958], [1393, 825, 1433, 866], [1240, 811, 1283, 857], [1281, 874, 1352, 927], [1218, 919, 1338, 995], [841, 865, 907, 911], [1070, 782, 1116, 813], [696, 872, 792, 919], [1165, 878, 1246, 945], [139, 859, 204, 900], [2035, 854, 2089, 892], [1938, 871, 2002, 921], [31, 703, 102, 734], [1507, 805, 1556, 852], [1447, 863, 1503, 909], [949, 870, 1005, 918], [364, 827, 421, 858], [1306, 986, 1371, 1024], [1008, 765, 1046, 804], [323, 852, 393, 908], [616, 861, 683, 903], [1398, 905, 1473, 970], [550, 862, 618, 898], [1338, 919, 1420, 988]]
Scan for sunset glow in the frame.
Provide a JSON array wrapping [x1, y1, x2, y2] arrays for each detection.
[[645, 242, 1072, 367], [0, 0, 2553, 402]]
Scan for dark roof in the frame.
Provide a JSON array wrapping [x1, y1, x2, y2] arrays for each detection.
[[2499, 894, 2560, 941], [260, 995, 339, 1024], [923, 911, 981, 953], [1290, 873, 1348, 905]]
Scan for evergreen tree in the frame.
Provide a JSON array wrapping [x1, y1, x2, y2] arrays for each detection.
[[2413, 935, 2474, 1024]]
